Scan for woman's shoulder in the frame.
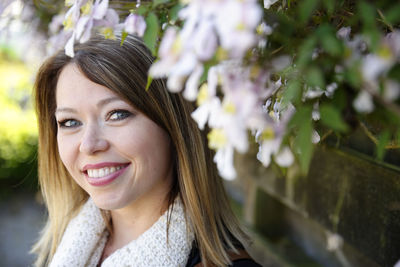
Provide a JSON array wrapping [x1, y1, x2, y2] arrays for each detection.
[[185, 242, 262, 267]]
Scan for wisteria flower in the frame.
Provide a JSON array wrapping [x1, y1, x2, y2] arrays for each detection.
[[75, 0, 109, 43], [208, 128, 237, 180], [124, 13, 146, 37], [353, 90, 374, 114], [264, 0, 278, 9]]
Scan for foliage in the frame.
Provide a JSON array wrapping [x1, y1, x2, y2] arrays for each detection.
[[0, 46, 38, 194], [1, 0, 399, 180]]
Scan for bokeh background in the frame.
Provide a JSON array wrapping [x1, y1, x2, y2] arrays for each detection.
[[0, 1, 47, 265]]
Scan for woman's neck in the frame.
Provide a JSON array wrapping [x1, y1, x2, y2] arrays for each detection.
[[100, 192, 170, 262], [112, 196, 168, 244]]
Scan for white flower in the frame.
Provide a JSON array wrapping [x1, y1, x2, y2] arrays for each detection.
[[312, 130, 320, 144], [166, 52, 198, 93], [385, 30, 400, 58], [304, 86, 324, 99], [383, 80, 400, 101], [353, 90, 374, 113], [183, 64, 204, 101], [150, 0, 263, 105], [191, 96, 221, 130], [62, 0, 117, 56], [124, 13, 146, 37], [256, 103, 295, 167], [207, 128, 236, 180], [312, 109, 320, 121], [215, 0, 262, 58], [326, 232, 343, 251], [264, 0, 278, 9], [214, 145, 236, 180], [274, 146, 294, 167], [191, 68, 219, 129], [312, 102, 320, 121], [257, 137, 280, 167], [76, 0, 110, 42], [65, 32, 76, 57], [48, 31, 72, 55], [49, 14, 65, 35], [325, 82, 338, 98], [337, 26, 351, 40], [193, 19, 217, 61], [362, 54, 393, 83]]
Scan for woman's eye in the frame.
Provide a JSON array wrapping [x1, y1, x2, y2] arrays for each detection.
[[107, 110, 132, 121], [58, 119, 81, 128]]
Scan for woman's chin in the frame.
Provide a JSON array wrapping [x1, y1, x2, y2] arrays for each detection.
[[90, 194, 127, 211]]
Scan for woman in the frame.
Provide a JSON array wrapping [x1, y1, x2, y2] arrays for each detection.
[[33, 34, 261, 266]]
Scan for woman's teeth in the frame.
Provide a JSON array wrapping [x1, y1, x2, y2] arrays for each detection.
[[87, 166, 123, 178]]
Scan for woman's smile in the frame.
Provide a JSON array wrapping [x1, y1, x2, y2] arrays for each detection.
[[83, 162, 131, 186]]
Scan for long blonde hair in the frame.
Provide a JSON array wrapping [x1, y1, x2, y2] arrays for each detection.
[[33, 35, 247, 266]]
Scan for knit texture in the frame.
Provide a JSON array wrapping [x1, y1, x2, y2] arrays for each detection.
[[49, 198, 194, 267]]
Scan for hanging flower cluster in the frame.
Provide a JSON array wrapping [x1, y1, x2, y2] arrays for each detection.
[[48, 0, 146, 57], [344, 29, 400, 114], [148, 0, 292, 179]]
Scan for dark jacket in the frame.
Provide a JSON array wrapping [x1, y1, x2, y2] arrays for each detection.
[[185, 242, 262, 267]]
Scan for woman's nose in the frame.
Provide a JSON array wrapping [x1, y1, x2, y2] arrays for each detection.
[[79, 124, 109, 154]]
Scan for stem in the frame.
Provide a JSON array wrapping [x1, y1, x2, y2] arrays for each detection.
[[359, 122, 400, 149]]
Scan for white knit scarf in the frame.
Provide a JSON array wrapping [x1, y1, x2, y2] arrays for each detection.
[[49, 198, 194, 267]]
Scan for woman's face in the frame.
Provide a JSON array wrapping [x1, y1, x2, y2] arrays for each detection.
[[55, 64, 173, 210]]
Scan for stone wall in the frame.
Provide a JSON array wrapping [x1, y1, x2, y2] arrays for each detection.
[[227, 145, 400, 267]]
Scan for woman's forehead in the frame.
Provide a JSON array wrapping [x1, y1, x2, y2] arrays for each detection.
[[56, 64, 124, 107]]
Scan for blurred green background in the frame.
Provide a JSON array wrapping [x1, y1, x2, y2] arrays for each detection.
[[0, 44, 38, 198]]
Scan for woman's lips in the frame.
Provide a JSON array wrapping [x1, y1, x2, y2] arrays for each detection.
[[84, 163, 130, 186]]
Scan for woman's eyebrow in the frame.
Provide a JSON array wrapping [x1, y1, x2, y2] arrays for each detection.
[[96, 96, 122, 108], [55, 97, 123, 115], [55, 107, 77, 115]]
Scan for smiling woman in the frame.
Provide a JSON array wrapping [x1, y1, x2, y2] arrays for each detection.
[[55, 64, 173, 213], [32, 34, 261, 267]]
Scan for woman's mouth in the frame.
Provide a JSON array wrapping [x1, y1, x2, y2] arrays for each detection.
[[83, 163, 130, 186], [87, 165, 124, 178]]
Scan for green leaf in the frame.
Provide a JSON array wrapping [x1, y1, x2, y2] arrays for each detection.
[[344, 62, 362, 88], [317, 24, 343, 57], [145, 75, 153, 91], [288, 105, 313, 129], [388, 64, 400, 83], [199, 63, 212, 84], [120, 31, 128, 46], [319, 104, 349, 132], [385, 4, 400, 24], [296, 120, 314, 174], [358, 1, 376, 27], [288, 105, 313, 174], [358, 2, 379, 50], [296, 36, 317, 68], [299, 0, 319, 24], [376, 130, 390, 160], [331, 88, 346, 111], [143, 12, 159, 56], [305, 67, 325, 88], [153, 0, 170, 8], [169, 3, 183, 22], [282, 80, 302, 106], [322, 0, 335, 15], [135, 5, 148, 16]]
